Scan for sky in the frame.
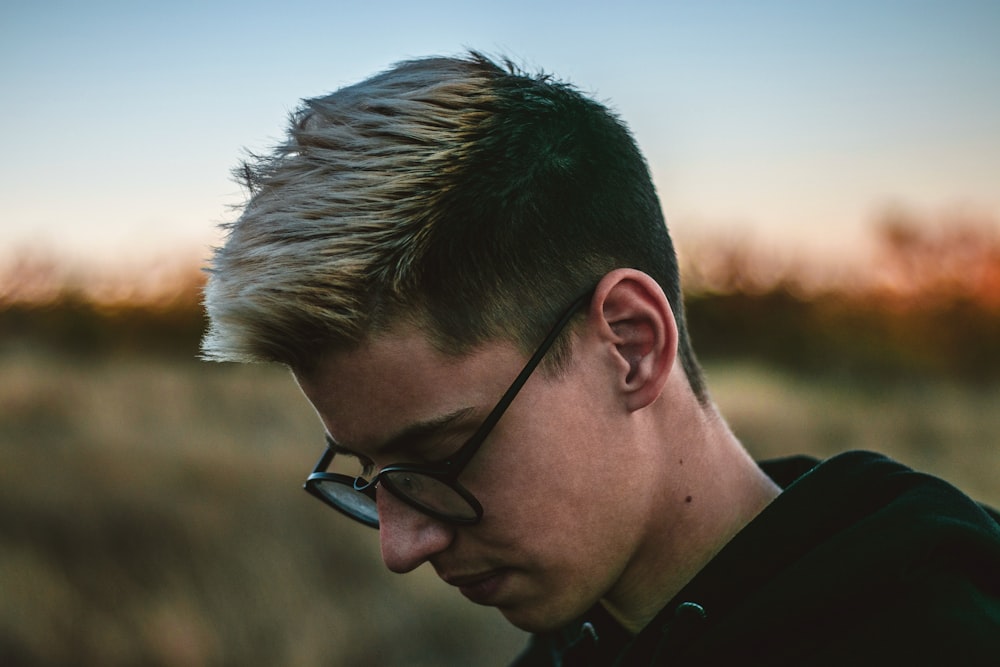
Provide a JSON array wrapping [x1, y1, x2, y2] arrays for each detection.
[[2, 0, 998, 274]]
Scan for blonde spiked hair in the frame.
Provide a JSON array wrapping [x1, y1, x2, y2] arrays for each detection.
[[203, 52, 707, 400], [203, 56, 497, 366]]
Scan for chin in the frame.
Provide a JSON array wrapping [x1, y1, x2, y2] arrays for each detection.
[[497, 601, 581, 634]]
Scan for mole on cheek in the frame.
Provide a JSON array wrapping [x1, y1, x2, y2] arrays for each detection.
[[685, 495, 693, 503]]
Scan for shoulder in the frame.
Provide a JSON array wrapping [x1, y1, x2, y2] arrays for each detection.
[[761, 450, 1000, 594], [653, 451, 1000, 664]]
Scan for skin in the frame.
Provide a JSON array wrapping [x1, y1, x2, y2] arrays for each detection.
[[295, 270, 781, 634]]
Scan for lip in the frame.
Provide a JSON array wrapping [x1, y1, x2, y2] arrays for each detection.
[[442, 569, 510, 605]]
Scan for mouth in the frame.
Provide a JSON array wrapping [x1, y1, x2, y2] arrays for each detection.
[[441, 569, 511, 605]]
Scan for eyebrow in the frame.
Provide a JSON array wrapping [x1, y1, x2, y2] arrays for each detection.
[[326, 406, 477, 462]]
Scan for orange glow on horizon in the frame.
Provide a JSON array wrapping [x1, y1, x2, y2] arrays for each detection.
[[2, 207, 998, 311]]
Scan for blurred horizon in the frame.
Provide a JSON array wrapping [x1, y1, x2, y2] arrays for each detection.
[[3, 203, 998, 307], [4, 204, 999, 389]]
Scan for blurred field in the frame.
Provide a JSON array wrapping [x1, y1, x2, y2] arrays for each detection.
[[1, 349, 529, 666], [2, 344, 997, 666], [2, 212, 998, 665], [709, 362, 1000, 508]]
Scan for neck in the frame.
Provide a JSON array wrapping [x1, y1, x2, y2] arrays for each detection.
[[600, 390, 781, 634]]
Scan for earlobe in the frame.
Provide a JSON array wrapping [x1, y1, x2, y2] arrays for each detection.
[[592, 270, 678, 411]]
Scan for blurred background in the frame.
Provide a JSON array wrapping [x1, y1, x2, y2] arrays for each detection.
[[2, 2, 998, 665]]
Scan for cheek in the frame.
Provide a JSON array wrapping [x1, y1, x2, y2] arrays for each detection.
[[508, 384, 622, 494], [477, 428, 641, 629], [468, 384, 633, 542]]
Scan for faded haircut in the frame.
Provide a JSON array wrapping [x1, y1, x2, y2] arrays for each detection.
[[202, 51, 706, 400]]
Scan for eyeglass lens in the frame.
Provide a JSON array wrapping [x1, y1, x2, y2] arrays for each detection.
[[311, 452, 479, 524], [380, 470, 478, 521], [311, 479, 378, 525]]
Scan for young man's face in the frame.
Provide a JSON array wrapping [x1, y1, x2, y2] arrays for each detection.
[[294, 319, 665, 632]]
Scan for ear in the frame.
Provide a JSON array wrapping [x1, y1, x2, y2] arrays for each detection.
[[590, 269, 678, 412]]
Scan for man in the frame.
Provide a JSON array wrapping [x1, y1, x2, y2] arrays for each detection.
[[203, 53, 1000, 665]]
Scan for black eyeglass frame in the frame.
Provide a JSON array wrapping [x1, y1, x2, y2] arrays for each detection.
[[304, 290, 593, 528]]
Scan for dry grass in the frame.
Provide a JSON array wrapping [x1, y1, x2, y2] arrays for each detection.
[[709, 361, 1000, 508], [1, 350, 527, 666], [2, 348, 997, 666]]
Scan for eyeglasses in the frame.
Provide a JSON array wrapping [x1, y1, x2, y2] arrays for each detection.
[[304, 291, 592, 528]]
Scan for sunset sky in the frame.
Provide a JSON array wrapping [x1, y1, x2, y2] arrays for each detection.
[[2, 1, 998, 271]]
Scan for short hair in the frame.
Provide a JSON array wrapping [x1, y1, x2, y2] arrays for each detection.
[[203, 52, 707, 401]]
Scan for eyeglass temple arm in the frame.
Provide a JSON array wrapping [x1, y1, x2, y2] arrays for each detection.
[[447, 289, 594, 470], [313, 439, 337, 473]]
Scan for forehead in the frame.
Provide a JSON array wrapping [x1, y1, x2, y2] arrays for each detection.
[[294, 323, 524, 453]]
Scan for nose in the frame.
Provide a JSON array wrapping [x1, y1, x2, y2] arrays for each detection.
[[378, 489, 455, 573]]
